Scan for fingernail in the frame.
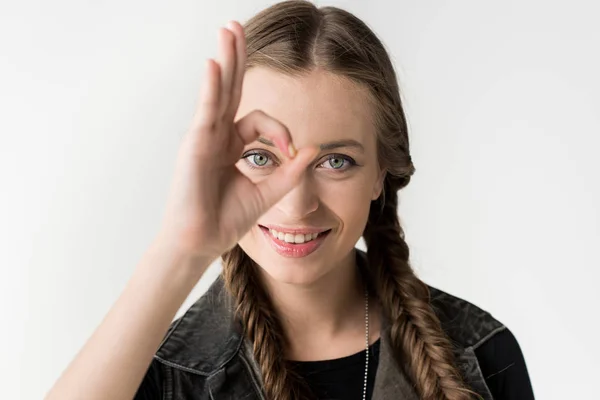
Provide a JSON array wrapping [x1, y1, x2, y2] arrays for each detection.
[[288, 142, 297, 158]]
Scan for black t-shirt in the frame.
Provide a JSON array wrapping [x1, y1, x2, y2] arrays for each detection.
[[135, 328, 534, 399], [289, 328, 534, 400], [288, 337, 380, 400]]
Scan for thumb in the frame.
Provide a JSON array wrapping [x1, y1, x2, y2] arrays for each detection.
[[253, 145, 319, 212]]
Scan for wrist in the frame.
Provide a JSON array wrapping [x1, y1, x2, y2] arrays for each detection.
[[143, 235, 213, 281]]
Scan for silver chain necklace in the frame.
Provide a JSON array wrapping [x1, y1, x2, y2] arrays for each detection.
[[362, 288, 369, 400]]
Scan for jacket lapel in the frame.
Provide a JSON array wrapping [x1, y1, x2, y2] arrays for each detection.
[[371, 314, 420, 400], [372, 313, 493, 400]]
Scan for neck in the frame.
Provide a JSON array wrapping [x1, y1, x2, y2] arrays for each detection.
[[258, 248, 379, 360]]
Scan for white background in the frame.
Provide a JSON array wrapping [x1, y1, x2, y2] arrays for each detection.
[[1, 0, 598, 398]]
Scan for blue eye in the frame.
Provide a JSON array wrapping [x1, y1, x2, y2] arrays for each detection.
[[321, 154, 356, 170], [242, 151, 277, 170], [241, 150, 357, 172], [250, 153, 269, 167]]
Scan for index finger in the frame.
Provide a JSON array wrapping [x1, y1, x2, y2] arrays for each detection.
[[236, 110, 298, 158]]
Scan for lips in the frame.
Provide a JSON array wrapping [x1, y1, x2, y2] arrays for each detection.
[[258, 225, 332, 258]]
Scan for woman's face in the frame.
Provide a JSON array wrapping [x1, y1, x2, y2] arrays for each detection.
[[235, 67, 385, 285]]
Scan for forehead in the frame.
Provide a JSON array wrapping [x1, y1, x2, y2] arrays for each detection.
[[235, 67, 376, 147]]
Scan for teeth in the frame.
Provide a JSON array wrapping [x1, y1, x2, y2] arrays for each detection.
[[269, 229, 321, 244]]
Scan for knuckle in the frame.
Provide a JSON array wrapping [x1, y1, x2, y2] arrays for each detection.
[[249, 109, 266, 118]]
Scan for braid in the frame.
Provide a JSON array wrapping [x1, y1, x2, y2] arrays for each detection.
[[363, 178, 481, 400], [223, 2, 484, 398], [221, 245, 314, 400]]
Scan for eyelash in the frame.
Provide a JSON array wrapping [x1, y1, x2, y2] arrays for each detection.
[[241, 150, 358, 172]]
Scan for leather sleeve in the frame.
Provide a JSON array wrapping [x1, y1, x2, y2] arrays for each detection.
[[474, 328, 535, 399]]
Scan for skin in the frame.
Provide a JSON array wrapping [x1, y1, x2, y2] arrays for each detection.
[[235, 67, 386, 361]]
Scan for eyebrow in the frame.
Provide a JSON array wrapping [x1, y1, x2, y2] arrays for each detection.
[[256, 137, 365, 153]]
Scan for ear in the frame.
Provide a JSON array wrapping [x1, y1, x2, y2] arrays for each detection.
[[372, 169, 386, 200]]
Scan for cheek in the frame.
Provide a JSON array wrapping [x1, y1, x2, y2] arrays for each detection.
[[318, 176, 373, 224], [235, 162, 271, 184]]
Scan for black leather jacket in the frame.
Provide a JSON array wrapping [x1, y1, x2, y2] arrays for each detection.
[[137, 248, 506, 399]]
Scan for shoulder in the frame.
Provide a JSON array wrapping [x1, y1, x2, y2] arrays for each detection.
[[141, 276, 267, 398], [426, 284, 506, 349], [153, 276, 245, 375], [426, 285, 536, 398]]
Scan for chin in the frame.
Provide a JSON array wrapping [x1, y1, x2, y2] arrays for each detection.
[[258, 260, 329, 286]]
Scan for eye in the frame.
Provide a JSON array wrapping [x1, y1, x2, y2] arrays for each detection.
[[319, 154, 357, 171], [241, 150, 278, 170], [241, 150, 358, 173]]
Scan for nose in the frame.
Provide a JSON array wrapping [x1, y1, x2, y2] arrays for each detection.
[[274, 176, 319, 220]]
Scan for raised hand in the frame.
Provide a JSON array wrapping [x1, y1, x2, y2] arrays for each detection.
[[157, 21, 318, 263]]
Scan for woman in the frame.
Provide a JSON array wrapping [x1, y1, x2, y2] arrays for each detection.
[[46, 1, 534, 399]]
